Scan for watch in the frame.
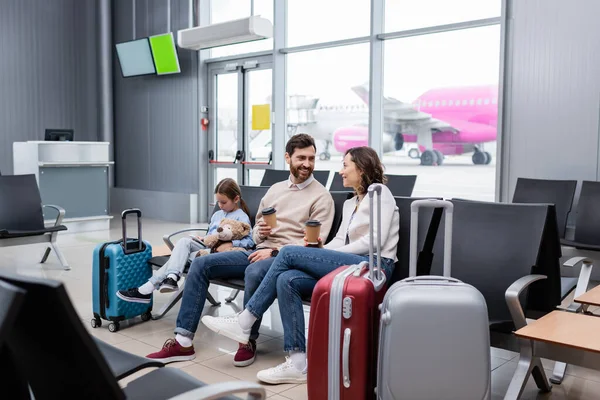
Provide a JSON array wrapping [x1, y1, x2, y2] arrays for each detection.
[[270, 249, 279, 257]]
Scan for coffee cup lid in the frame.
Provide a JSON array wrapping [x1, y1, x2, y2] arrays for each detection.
[[262, 207, 276, 215], [305, 220, 321, 227]]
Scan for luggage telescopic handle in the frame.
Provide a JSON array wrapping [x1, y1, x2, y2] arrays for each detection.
[[403, 276, 461, 284], [121, 208, 143, 254], [409, 199, 453, 278], [368, 184, 383, 284]]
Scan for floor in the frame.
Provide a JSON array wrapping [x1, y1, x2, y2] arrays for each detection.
[[2, 217, 600, 399]]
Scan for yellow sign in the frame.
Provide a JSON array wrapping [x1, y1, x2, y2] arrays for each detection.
[[252, 104, 271, 130]]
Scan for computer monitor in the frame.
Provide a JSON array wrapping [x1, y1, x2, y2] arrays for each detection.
[[44, 129, 74, 142]]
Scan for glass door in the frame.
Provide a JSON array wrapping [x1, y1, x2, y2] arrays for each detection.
[[207, 56, 273, 203]]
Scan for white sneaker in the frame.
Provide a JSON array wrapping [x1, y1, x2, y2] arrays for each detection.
[[256, 357, 308, 385], [201, 314, 251, 344]]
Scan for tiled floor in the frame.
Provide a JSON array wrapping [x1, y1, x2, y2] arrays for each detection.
[[2, 216, 600, 399]]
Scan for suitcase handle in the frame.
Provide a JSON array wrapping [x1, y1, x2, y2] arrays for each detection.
[[121, 208, 143, 254], [402, 276, 462, 284], [409, 199, 453, 278], [342, 328, 351, 388], [367, 184, 385, 288]]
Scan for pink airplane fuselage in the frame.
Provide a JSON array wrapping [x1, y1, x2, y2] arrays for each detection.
[[333, 85, 499, 156]]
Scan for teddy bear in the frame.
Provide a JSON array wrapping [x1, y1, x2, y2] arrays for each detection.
[[195, 218, 251, 257]]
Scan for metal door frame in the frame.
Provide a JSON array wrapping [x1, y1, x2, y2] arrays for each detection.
[[206, 54, 273, 206]]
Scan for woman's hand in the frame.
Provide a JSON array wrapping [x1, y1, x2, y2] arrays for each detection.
[[303, 236, 323, 248]]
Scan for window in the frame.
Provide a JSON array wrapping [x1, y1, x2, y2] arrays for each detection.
[[381, 25, 501, 201], [209, 0, 273, 58], [287, 0, 370, 47], [384, 0, 501, 33], [287, 44, 370, 164]]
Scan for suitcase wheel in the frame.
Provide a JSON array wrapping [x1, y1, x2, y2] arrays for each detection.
[[90, 317, 102, 329], [108, 322, 120, 333], [141, 311, 152, 322]]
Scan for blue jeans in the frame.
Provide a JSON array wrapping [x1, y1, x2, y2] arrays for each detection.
[[246, 246, 395, 352], [174, 250, 273, 340]]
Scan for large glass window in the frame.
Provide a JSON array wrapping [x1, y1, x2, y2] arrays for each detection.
[[209, 0, 273, 58], [287, 0, 370, 47], [384, 0, 502, 32], [287, 44, 370, 167], [379, 25, 501, 201]]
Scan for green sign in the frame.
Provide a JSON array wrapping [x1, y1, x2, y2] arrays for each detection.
[[149, 33, 181, 75]]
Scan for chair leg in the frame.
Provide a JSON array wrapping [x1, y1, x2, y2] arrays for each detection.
[[152, 288, 185, 320], [225, 289, 240, 303], [40, 247, 51, 263], [504, 338, 551, 400], [51, 243, 70, 270], [550, 362, 567, 384], [207, 291, 222, 307]]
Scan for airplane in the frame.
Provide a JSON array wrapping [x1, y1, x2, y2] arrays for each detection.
[[331, 83, 499, 165]]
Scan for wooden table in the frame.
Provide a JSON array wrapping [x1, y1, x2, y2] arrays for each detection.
[[152, 244, 171, 257], [504, 310, 600, 399], [575, 284, 600, 307]]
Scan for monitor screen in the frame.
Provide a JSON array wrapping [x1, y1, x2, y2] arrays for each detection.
[[115, 38, 156, 78], [44, 129, 74, 142], [149, 33, 181, 75]]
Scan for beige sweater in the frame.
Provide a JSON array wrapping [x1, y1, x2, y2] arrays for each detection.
[[252, 180, 335, 249]]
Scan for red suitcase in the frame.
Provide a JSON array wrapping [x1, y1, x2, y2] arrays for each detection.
[[307, 184, 388, 399]]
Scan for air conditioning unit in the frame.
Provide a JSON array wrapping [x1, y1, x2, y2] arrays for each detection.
[[177, 16, 273, 50]]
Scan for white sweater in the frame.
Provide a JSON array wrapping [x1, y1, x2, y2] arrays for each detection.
[[324, 185, 400, 262]]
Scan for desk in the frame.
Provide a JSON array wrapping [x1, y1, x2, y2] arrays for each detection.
[[575, 284, 600, 307], [13, 141, 113, 233], [505, 311, 600, 399]]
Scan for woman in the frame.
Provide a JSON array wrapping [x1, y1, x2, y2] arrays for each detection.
[[201, 146, 400, 385]]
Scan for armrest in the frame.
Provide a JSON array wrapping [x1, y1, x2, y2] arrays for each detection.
[[505, 274, 547, 330], [166, 381, 266, 400], [561, 256, 594, 310], [163, 228, 208, 250], [43, 204, 66, 227]]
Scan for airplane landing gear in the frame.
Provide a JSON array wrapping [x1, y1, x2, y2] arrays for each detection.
[[420, 149, 444, 166], [472, 149, 491, 165], [394, 133, 405, 151]]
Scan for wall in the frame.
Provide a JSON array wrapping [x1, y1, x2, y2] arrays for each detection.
[[501, 0, 600, 210], [112, 0, 199, 195], [0, 0, 99, 175]]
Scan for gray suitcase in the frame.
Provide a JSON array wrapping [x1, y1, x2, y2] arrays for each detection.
[[376, 199, 491, 400]]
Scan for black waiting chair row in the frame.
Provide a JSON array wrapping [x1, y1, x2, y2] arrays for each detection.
[[259, 169, 417, 198], [0, 271, 266, 400]]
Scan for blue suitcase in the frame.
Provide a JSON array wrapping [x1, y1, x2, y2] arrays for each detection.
[[91, 209, 153, 332]]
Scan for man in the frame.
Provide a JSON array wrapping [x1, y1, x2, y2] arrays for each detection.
[[145, 133, 334, 366]]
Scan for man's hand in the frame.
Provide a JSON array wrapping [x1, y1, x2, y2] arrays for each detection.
[[256, 220, 277, 239], [248, 248, 272, 263]]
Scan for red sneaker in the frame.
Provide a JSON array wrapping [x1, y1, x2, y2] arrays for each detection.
[[146, 338, 196, 363], [233, 339, 256, 367]]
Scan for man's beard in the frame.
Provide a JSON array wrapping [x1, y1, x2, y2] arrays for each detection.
[[290, 164, 313, 182]]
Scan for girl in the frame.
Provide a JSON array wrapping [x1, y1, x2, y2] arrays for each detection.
[[201, 147, 400, 384], [117, 178, 255, 304]]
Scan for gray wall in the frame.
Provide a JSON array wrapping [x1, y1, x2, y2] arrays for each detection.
[[112, 0, 199, 194], [0, 0, 99, 175], [501, 0, 600, 205]]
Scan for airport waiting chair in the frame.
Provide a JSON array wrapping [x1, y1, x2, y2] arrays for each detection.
[[512, 177, 577, 239], [0, 271, 266, 400], [147, 185, 270, 319], [329, 173, 417, 197], [426, 200, 563, 396], [549, 180, 600, 384], [260, 169, 330, 187], [0, 174, 69, 270]]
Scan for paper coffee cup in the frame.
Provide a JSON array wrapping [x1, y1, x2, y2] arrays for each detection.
[[262, 207, 277, 228], [305, 220, 321, 245]]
